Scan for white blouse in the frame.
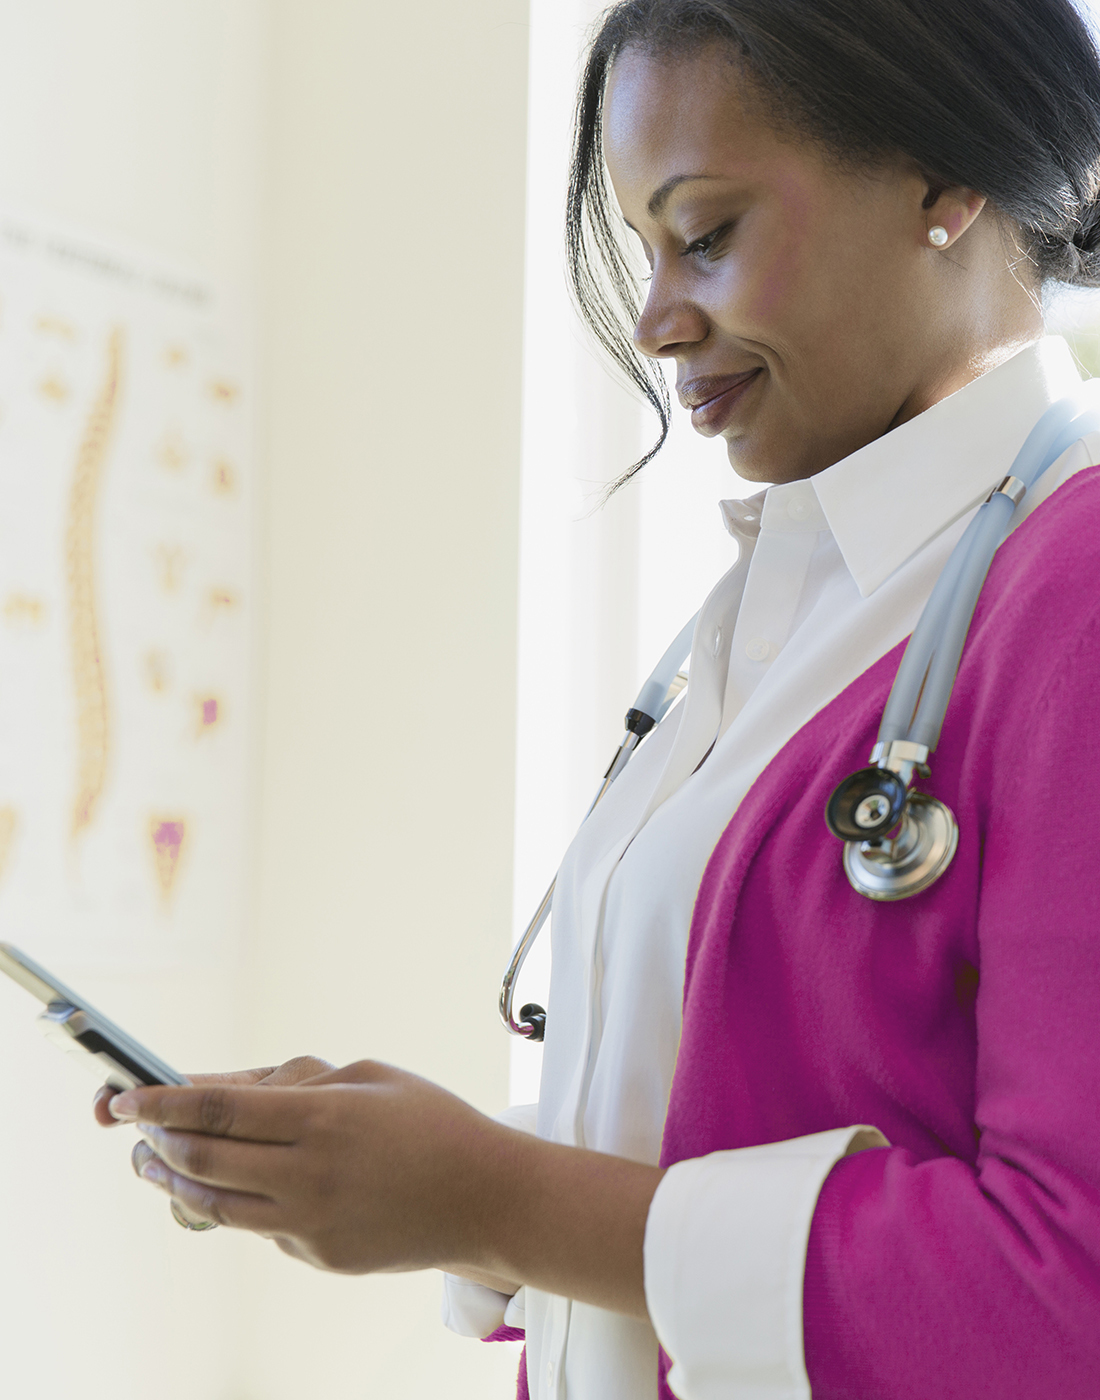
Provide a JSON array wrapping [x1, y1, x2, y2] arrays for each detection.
[[442, 337, 1098, 1399]]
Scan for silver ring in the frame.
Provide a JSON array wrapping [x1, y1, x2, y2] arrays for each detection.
[[170, 1198, 219, 1232]]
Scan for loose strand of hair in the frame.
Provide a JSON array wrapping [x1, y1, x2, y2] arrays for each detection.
[[566, 36, 671, 497]]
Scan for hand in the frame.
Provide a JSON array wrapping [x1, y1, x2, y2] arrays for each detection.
[[108, 1058, 663, 1316], [96, 1056, 335, 1232], [109, 1059, 521, 1275]]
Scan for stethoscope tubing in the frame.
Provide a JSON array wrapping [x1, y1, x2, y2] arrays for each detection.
[[908, 488, 1021, 750], [502, 389, 1100, 1033], [630, 612, 700, 728], [498, 728, 645, 1037], [879, 397, 1100, 751], [499, 615, 699, 1038]]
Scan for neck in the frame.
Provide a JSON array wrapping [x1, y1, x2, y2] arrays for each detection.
[[894, 222, 1046, 428], [890, 331, 1046, 431]]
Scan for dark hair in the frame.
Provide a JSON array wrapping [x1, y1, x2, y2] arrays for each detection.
[[568, 0, 1100, 487]]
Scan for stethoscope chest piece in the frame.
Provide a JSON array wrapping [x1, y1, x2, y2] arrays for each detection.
[[840, 791, 959, 901], [825, 392, 1100, 903], [501, 394, 1100, 1031]]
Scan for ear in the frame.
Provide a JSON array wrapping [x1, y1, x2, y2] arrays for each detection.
[[922, 186, 987, 248]]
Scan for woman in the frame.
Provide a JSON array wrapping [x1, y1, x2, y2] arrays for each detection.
[[97, 1, 1100, 1396]]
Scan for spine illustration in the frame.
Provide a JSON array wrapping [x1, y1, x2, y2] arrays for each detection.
[[67, 327, 123, 837]]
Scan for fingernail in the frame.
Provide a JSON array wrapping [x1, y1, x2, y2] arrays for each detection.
[[109, 1093, 139, 1120], [140, 1159, 164, 1184]]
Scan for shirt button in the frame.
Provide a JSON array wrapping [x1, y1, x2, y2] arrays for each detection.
[[711, 627, 722, 657], [787, 496, 812, 522], [547, 1361, 554, 1386], [745, 637, 771, 661]]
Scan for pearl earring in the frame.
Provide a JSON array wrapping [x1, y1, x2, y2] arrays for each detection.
[[928, 225, 949, 247]]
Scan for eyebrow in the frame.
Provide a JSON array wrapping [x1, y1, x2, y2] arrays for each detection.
[[646, 172, 721, 218]]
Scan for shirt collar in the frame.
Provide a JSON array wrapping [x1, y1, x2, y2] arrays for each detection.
[[719, 494, 765, 539], [719, 479, 829, 542], [809, 337, 1084, 596], [718, 338, 1084, 592]]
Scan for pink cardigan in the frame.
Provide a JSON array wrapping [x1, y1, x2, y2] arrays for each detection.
[[658, 464, 1100, 1397]]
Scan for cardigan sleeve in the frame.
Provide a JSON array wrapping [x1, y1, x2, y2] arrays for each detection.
[[799, 605, 1100, 1399], [647, 584, 1100, 1400], [644, 1127, 887, 1399]]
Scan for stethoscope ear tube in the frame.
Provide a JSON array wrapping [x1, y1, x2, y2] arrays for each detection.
[[499, 879, 555, 1040], [828, 393, 1100, 899], [630, 612, 700, 729], [499, 612, 700, 1038], [502, 392, 1100, 1039]]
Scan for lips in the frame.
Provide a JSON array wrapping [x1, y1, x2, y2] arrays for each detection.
[[681, 369, 763, 436]]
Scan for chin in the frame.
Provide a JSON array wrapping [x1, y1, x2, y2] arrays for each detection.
[[726, 435, 830, 487], [725, 438, 778, 485]]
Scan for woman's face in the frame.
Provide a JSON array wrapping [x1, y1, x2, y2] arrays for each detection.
[[603, 46, 1008, 484]]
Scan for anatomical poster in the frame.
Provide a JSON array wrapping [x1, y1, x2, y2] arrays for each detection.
[[0, 207, 253, 966]]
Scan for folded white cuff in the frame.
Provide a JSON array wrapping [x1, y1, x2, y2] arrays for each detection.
[[439, 1102, 539, 1340], [440, 1274, 516, 1339], [644, 1126, 887, 1400]]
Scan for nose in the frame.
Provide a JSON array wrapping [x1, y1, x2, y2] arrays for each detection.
[[633, 265, 710, 359]]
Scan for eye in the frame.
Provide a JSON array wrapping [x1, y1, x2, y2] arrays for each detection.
[[682, 221, 735, 261]]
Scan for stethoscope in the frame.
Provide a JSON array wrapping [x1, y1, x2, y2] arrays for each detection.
[[501, 390, 1100, 1041], [499, 613, 697, 1040]]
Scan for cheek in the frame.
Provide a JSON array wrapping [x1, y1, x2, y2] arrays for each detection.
[[742, 230, 806, 325], [728, 185, 823, 332], [740, 218, 900, 373], [710, 231, 815, 350]]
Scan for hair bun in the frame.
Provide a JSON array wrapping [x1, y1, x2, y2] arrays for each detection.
[[1050, 182, 1100, 287], [1074, 192, 1100, 254]]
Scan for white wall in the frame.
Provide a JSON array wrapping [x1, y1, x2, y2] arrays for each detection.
[[245, 2, 528, 1395], [0, 3, 527, 1398]]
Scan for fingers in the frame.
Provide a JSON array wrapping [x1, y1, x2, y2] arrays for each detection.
[[298, 1059, 397, 1087], [184, 1067, 280, 1088], [132, 1137, 156, 1177], [170, 1197, 214, 1230], [109, 1057, 339, 1128], [94, 1085, 121, 1127], [100, 1071, 277, 1131], [98, 1069, 281, 1125], [135, 1122, 295, 1195], [109, 1083, 309, 1142], [183, 1058, 335, 1089], [135, 1147, 281, 1233], [102, 1058, 343, 1130], [255, 1055, 336, 1086], [273, 1235, 308, 1261], [100, 1070, 283, 1129]]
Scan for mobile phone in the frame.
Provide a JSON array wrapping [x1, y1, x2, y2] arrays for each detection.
[[0, 941, 188, 1091]]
